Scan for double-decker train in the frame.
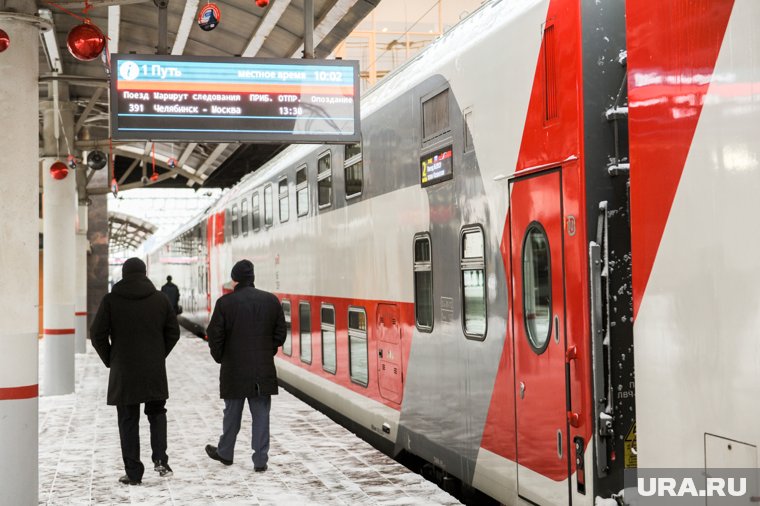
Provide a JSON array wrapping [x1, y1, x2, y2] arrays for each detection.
[[147, 0, 760, 503]]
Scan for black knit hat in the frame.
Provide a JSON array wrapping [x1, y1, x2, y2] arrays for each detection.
[[231, 259, 254, 282], [122, 257, 146, 276]]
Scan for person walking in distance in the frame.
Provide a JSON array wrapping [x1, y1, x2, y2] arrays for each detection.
[[91, 257, 180, 485], [205, 260, 286, 472], [160, 275, 180, 314]]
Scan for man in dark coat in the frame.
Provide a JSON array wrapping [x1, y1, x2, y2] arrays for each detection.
[[160, 275, 180, 314], [91, 257, 180, 485], [205, 259, 286, 472]]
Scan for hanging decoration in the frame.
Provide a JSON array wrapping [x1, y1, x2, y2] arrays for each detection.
[[168, 143, 177, 169], [149, 142, 159, 182], [0, 29, 9, 53], [66, 154, 78, 169], [50, 161, 69, 180], [198, 2, 221, 31], [111, 177, 119, 196], [67, 20, 106, 61], [255, 0, 270, 7]]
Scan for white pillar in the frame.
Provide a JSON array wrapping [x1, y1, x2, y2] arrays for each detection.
[[75, 204, 88, 354], [41, 156, 77, 396], [0, 12, 42, 505]]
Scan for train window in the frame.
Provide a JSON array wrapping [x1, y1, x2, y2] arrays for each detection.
[[348, 307, 368, 386], [252, 191, 261, 232], [282, 299, 292, 356], [264, 184, 273, 227], [279, 177, 289, 223], [522, 223, 551, 353], [464, 109, 474, 153], [413, 234, 433, 331], [321, 304, 336, 374], [422, 89, 450, 140], [344, 143, 363, 199], [296, 165, 309, 217], [299, 301, 312, 364], [241, 198, 249, 236], [231, 205, 239, 238], [461, 226, 487, 339], [317, 151, 332, 209]]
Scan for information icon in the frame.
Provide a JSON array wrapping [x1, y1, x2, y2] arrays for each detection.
[[119, 61, 140, 81]]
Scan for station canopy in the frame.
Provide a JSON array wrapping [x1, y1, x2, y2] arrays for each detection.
[[34, 0, 379, 192], [107, 211, 157, 253]]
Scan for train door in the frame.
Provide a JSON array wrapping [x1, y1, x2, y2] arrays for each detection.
[[509, 169, 570, 504], [376, 303, 403, 404]]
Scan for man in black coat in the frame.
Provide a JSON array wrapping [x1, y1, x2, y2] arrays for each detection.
[[91, 257, 180, 485], [205, 259, 286, 472], [160, 275, 180, 314]]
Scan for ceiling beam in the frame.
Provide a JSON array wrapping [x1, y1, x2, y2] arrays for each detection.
[[74, 88, 104, 136], [93, 168, 181, 193], [189, 143, 228, 185], [291, 0, 359, 57], [53, 0, 150, 8], [177, 142, 197, 167], [118, 157, 141, 185], [171, 0, 199, 55], [108, 5, 120, 54], [242, 0, 292, 57], [109, 145, 205, 185]]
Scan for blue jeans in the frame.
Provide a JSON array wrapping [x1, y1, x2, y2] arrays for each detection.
[[216, 396, 271, 468]]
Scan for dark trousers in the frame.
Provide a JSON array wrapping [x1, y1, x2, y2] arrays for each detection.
[[116, 400, 168, 480], [217, 396, 271, 468]]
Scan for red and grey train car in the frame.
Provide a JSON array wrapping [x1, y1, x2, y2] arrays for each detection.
[[148, 0, 760, 503]]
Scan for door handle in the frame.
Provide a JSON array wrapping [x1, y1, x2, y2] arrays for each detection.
[[378, 349, 383, 358], [519, 381, 526, 399]]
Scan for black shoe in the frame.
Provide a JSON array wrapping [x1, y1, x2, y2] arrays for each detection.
[[205, 444, 233, 466], [254, 465, 267, 473], [118, 475, 141, 485], [153, 460, 173, 477]]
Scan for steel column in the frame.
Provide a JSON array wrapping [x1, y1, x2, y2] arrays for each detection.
[[0, 12, 43, 505], [75, 204, 88, 354]]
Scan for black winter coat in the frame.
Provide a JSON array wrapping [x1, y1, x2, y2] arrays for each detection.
[[161, 281, 180, 312], [206, 283, 286, 399], [91, 273, 180, 405]]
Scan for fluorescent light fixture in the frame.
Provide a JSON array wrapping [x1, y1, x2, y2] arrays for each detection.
[[38, 9, 62, 73]]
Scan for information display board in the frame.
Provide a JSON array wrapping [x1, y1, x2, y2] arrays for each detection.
[[110, 54, 360, 143], [420, 146, 453, 187]]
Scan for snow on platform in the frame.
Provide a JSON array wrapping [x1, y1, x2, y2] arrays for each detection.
[[39, 331, 461, 505]]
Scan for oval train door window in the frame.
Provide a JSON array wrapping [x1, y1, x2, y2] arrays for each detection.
[[522, 222, 552, 353]]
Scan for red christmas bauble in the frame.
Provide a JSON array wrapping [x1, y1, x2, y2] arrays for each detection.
[[150, 172, 159, 182], [0, 30, 9, 53], [256, 0, 270, 7], [50, 161, 69, 180], [67, 22, 105, 61]]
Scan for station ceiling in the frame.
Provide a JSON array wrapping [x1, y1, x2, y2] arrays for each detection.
[[22, 0, 379, 192]]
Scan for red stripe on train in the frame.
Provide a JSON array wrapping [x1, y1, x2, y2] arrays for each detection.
[[628, 0, 735, 317], [0, 384, 38, 400], [273, 292, 413, 411]]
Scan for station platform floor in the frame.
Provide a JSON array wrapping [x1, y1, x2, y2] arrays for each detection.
[[39, 331, 461, 505]]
